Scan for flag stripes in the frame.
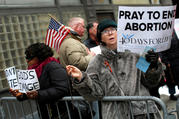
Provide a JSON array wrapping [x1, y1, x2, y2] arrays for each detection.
[[45, 18, 70, 51]]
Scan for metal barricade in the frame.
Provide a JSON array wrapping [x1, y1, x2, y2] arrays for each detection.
[[175, 98, 179, 119], [0, 96, 173, 119], [0, 97, 39, 119]]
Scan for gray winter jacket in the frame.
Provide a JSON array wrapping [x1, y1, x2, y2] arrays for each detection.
[[73, 45, 163, 119]]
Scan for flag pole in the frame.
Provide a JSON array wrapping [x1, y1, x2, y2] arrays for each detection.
[[48, 14, 62, 25]]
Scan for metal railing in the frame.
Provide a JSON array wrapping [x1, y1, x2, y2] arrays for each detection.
[[0, 96, 176, 119]]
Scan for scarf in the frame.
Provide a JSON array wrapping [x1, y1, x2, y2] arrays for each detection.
[[28, 57, 60, 78]]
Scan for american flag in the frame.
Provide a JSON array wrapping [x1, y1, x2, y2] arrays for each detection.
[[45, 18, 70, 51]]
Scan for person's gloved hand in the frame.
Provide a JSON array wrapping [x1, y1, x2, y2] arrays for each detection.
[[145, 50, 159, 69]]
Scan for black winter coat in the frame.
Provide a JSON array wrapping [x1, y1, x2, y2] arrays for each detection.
[[83, 37, 98, 49], [17, 61, 70, 119], [37, 61, 69, 119], [172, 0, 179, 18], [37, 61, 69, 103], [159, 31, 179, 84]]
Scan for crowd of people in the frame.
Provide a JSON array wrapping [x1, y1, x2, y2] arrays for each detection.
[[8, 1, 179, 119]]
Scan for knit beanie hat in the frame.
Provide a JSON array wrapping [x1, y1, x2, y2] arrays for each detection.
[[97, 19, 117, 44]]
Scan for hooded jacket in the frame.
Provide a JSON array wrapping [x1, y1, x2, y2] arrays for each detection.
[[73, 45, 163, 119]]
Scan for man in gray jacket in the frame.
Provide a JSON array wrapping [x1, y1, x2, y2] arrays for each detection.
[[66, 19, 164, 119]]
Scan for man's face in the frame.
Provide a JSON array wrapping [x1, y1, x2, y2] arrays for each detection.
[[89, 22, 98, 40], [74, 20, 85, 37]]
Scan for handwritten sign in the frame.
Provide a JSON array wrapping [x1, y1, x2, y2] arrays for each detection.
[[4, 66, 40, 93], [117, 5, 176, 54], [4, 66, 19, 89], [17, 69, 40, 93]]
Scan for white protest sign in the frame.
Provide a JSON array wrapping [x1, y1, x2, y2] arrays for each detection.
[[174, 18, 179, 38], [90, 46, 101, 55], [4, 66, 19, 90], [17, 69, 40, 93], [117, 5, 176, 54]]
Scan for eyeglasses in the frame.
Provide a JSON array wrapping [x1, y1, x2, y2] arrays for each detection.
[[101, 28, 117, 35]]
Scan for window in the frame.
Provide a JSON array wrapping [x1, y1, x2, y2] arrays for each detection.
[[151, 0, 160, 4], [4, 0, 54, 6], [112, 0, 150, 5], [94, 0, 110, 4], [96, 12, 115, 22], [58, 0, 81, 5]]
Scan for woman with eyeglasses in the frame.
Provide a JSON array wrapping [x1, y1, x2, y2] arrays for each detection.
[[66, 19, 164, 119], [9, 43, 79, 119]]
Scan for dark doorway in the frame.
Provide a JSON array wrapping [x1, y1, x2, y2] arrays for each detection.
[[96, 11, 115, 22]]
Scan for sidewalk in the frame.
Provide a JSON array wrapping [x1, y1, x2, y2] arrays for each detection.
[[160, 94, 177, 113], [159, 85, 179, 118]]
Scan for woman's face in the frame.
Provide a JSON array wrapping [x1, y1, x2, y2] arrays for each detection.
[[101, 27, 117, 50], [26, 57, 39, 67]]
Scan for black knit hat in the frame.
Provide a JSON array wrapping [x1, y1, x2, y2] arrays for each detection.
[[97, 19, 117, 44]]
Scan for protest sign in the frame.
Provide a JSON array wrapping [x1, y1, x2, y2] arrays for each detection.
[[17, 69, 40, 93], [117, 5, 176, 54], [90, 46, 101, 55], [4, 66, 19, 90], [174, 18, 179, 38]]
